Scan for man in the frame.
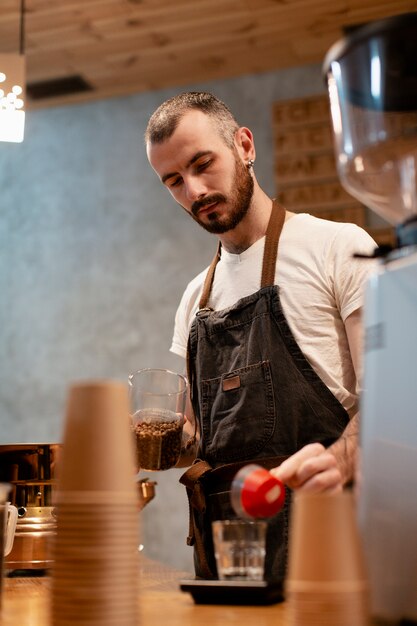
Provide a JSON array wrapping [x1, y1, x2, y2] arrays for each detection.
[[145, 92, 376, 581]]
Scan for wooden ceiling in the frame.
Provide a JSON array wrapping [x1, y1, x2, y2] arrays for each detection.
[[1, 0, 417, 109]]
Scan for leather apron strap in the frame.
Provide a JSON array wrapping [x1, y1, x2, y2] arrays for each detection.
[[198, 199, 286, 310], [261, 199, 286, 288]]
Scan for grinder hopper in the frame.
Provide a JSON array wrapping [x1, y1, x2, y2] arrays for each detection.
[[323, 12, 417, 623]]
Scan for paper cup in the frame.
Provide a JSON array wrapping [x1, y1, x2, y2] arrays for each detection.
[[286, 491, 368, 584], [57, 381, 137, 496], [52, 380, 140, 626], [285, 491, 369, 626]]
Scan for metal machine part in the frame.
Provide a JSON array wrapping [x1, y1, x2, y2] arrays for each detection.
[[0, 444, 157, 572], [0, 444, 62, 571], [323, 12, 417, 243], [323, 12, 417, 623], [137, 477, 157, 511]]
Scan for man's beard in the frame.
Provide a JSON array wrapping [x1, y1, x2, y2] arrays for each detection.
[[189, 156, 254, 234]]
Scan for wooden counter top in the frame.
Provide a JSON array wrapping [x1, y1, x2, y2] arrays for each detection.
[[0, 558, 289, 626]]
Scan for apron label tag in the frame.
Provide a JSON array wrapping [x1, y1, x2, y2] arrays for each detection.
[[222, 375, 241, 392]]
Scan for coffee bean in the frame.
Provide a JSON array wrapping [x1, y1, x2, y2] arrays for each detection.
[[132, 420, 182, 471]]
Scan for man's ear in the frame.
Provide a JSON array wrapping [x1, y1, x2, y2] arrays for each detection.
[[234, 126, 256, 162]]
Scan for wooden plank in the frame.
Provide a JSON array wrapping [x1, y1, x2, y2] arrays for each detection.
[[11, 45, 320, 103], [58, 36, 299, 88], [26, 10, 337, 60], [26, 16, 298, 62], [275, 152, 337, 185], [273, 95, 330, 128], [26, 0, 248, 43], [290, 31, 342, 61], [276, 180, 354, 209], [245, 0, 332, 8], [17, 0, 417, 109], [27, 28, 298, 84], [6, 0, 417, 109], [293, 204, 367, 227], [346, 0, 417, 24], [273, 92, 368, 231], [274, 122, 333, 155], [247, 0, 417, 27], [27, 39, 298, 107], [0, 557, 292, 626]]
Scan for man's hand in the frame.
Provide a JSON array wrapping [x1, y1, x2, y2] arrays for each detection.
[[270, 443, 343, 494], [175, 390, 199, 468]]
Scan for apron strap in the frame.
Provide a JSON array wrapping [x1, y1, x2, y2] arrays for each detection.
[[261, 199, 286, 288], [198, 241, 221, 311], [198, 199, 286, 310], [179, 459, 214, 578]]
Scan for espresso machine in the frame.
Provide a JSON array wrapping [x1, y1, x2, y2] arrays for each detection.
[[0, 444, 62, 572], [0, 443, 156, 572], [323, 13, 417, 623]]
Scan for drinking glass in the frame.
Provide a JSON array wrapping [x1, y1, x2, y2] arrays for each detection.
[[128, 368, 187, 471], [212, 519, 267, 581]]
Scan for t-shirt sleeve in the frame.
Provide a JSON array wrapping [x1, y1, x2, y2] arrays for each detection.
[[170, 294, 190, 359], [331, 224, 378, 321], [170, 272, 206, 359]]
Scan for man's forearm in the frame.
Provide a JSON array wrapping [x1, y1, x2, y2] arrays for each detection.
[[328, 413, 360, 485]]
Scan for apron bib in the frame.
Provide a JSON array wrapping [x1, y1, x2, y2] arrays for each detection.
[[181, 200, 349, 582]]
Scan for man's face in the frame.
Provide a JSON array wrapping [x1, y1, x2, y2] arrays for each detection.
[[146, 110, 254, 234]]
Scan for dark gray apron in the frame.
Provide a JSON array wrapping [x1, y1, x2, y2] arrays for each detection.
[[180, 200, 349, 583]]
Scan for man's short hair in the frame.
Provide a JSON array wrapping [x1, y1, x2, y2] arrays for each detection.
[[145, 92, 239, 147]]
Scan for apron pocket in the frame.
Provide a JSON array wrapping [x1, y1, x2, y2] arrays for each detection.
[[201, 360, 276, 462]]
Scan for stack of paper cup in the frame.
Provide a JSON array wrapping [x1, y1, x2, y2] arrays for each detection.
[[285, 491, 369, 626], [51, 381, 140, 626]]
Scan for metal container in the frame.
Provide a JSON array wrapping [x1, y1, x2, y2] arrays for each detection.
[[0, 444, 62, 571], [0, 443, 157, 572]]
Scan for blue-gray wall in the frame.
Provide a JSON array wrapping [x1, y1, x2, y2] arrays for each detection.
[[0, 64, 324, 570]]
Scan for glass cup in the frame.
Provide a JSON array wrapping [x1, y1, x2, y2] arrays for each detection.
[[212, 519, 267, 581], [128, 368, 187, 471]]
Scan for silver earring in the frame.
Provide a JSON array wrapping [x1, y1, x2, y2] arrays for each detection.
[[247, 159, 254, 170]]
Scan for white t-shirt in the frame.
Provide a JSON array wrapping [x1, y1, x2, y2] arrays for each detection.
[[171, 213, 377, 417]]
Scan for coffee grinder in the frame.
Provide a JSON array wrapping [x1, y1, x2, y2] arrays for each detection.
[[323, 13, 417, 623]]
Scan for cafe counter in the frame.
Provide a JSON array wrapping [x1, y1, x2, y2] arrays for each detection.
[[0, 558, 289, 626]]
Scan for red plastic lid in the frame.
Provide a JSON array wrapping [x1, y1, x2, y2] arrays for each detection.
[[234, 465, 285, 519]]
